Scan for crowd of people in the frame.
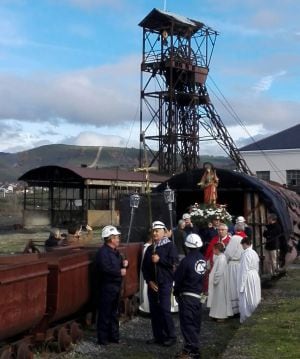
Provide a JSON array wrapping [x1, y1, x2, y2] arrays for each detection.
[[93, 210, 286, 359], [44, 223, 93, 249], [63, 198, 290, 359]]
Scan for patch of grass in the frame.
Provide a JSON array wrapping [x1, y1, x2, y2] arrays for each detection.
[[202, 319, 240, 358], [222, 267, 300, 359]]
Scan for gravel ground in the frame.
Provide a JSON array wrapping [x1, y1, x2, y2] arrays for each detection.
[[49, 304, 240, 359], [1, 225, 298, 359], [48, 261, 300, 359]]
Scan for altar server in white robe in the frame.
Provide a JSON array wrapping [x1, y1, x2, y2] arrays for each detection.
[[238, 237, 261, 323], [207, 242, 233, 321], [225, 232, 244, 314]]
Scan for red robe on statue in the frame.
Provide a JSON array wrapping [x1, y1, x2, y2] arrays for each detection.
[[198, 168, 219, 206]]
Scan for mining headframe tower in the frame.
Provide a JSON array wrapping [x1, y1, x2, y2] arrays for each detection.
[[139, 8, 251, 175]]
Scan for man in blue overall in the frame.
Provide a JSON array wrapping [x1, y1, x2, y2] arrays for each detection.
[[95, 225, 128, 345], [174, 233, 207, 359], [142, 220, 178, 347]]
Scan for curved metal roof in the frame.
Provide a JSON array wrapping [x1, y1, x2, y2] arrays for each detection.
[[155, 168, 300, 241]]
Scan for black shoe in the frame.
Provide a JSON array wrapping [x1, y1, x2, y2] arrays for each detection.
[[163, 338, 177, 347], [146, 338, 161, 345]]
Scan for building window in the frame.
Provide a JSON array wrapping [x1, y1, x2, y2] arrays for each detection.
[[256, 171, 270, 181], [87, 187, 110, 210], [286, 170, 300, 186], [24, 186, 50, 210]]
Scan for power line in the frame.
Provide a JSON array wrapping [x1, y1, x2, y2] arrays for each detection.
[[207, 76, 287, 183], [117, 104, 139, 168]]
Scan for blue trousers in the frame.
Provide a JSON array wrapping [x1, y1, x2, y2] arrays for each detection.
[[178, 295, 202, 353], [148, 282, 176, 341], [97, 285, 120, 344]]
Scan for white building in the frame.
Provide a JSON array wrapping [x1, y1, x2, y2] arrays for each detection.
[[240, 124, 300, 193]]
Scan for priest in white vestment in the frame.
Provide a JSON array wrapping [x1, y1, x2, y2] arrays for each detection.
[[207, 242, 233, 321], [238, 237, 261, 323], [225, 232, 244, 314]]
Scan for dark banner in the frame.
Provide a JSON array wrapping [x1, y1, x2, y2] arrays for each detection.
[[119, 193, 176, 243]]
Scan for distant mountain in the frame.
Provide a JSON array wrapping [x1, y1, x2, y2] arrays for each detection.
[[0, 144, 235, 182]]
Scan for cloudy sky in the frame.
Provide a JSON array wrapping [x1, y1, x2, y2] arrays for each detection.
[[0, 0, 299, 154]]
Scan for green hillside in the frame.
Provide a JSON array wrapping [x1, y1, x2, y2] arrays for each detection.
[[0, 145, 235, 182]]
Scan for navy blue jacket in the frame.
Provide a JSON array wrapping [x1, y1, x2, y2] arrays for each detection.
[[173, 249, 207, 297], [45, 235, 58, 247], [142, 238, 177, 286], [202, 227, 218, 245], [95, 244, 123, 287], [183, 224, 199, 236]]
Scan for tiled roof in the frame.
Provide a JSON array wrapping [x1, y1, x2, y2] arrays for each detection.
[[67, 166, 168, 183], [19, 165, 168, 184], [240, 124, 300, 151]]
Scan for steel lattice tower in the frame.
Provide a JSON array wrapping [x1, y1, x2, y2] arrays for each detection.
[[138, 9, 251, 175]]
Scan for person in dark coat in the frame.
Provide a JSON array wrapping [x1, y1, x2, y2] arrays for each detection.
[[201, 215, 221, 253], [95, 225, 128, 345], [263, 213, 285, 276], [182, 213, 199, 236], [45, 227, 64, 248], [142, 220, 178, 347], [173, 219, 187, 260], [174, 233, 207, 359]]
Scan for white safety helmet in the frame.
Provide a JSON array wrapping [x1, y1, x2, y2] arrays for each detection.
[[152, 221, 166, 230], [236, 216, 246, 223], [101, 225, 121, 239], [185, 233, 203, 248]]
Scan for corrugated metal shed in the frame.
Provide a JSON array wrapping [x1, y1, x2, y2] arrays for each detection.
[[18, 165, 168, 228], [155, 168, 300, 243]]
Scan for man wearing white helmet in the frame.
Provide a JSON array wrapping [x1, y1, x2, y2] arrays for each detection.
[[95, 225, 128, 345], [142, 220, 178, 347], [174, 233, 207, 359]]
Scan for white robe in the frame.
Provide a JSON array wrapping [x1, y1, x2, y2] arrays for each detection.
[[225, 235, 243, 314], [139, 242, 151, 313], [238, 247, 261, 323], [207, 253, 233, 319]]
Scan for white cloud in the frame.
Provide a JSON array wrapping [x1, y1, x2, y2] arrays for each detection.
[[0, 0, 299, 157], [0, 54, 140, 126], [252, 70, 287, 93], [71, 131, 127, 147]]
